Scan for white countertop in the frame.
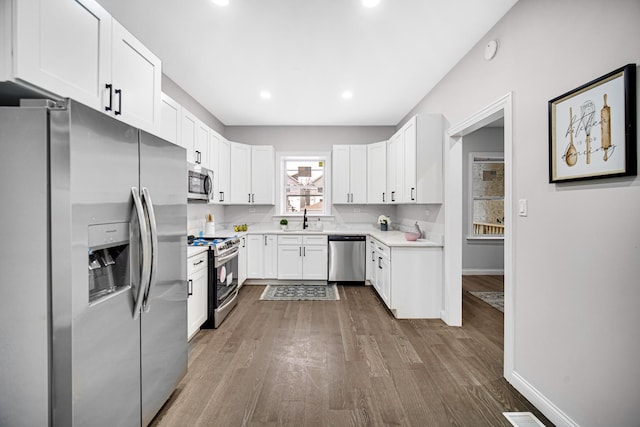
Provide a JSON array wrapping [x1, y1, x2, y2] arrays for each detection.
[[203, 228, 443, 248]]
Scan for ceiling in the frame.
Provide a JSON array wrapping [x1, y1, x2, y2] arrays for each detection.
[[96, 0, 518, 126]]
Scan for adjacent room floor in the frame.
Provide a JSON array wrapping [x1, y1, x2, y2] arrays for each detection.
[[151, 280, 552, 426]]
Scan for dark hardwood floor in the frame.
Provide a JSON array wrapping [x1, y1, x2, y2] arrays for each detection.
[[151, 279, 552, 426]]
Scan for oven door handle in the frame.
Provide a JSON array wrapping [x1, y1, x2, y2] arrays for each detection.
[[215, 247, 239, 267], [217, 288, 239, 312]]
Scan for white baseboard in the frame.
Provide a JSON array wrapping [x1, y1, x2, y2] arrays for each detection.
[[462, 268, 504, 275], [507, 370, 578, 427]]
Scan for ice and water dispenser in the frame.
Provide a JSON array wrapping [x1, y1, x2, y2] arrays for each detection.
[[88, 223, 130, 303]]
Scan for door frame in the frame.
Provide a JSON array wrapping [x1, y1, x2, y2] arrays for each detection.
[[443, 92, 514, 379]]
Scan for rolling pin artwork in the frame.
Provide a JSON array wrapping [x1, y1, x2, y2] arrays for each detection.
[[601, 94, 611, 161]]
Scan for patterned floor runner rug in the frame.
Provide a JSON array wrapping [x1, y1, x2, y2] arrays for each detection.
[[468, 291, 504, 313], [260, 284, 340, 301]]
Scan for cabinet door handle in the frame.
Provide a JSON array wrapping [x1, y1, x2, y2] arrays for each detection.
[[105, 84, 113, 112], [195, 150, 201, 164], [248, 193, 251, 203], [193, 259, 204, 266], [299, 247, 302, 257], [371, 251, 375, 262], [187, 279, 193, 296], [411, 187, 415, 201], [242, 237, 245, 248], [382, 192, 385, 203], [219, 192, 224, 202], [378, 257, 382, 269], [252, 193, 255, 203], [114, 89, 122, 116], [264, 236, 267, 246], [391, 191, 395, 202], [303, 247, 306, 257]]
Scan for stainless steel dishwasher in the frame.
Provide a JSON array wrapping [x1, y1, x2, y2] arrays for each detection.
[[328, 235, 366, 283]]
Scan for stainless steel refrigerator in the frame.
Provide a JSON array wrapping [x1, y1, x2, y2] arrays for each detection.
[[0, 99, 188, 426]]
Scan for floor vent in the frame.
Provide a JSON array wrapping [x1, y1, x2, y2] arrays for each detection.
[[503, 412, 546, 427]]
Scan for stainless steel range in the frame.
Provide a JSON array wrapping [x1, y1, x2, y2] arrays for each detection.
[[190, 236, 241, 328]]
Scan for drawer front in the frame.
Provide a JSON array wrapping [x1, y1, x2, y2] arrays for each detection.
[[303, 235, 327, 246], [278, 235, 303, 245], [188, 252, 208, 275], [374, 241, 390, 259]]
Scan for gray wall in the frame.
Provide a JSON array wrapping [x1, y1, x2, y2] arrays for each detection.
[[162, 74, 225, 134], [224, 126, 394, 151], [462, 127, 504, 273], [401, 0, 640, 425]]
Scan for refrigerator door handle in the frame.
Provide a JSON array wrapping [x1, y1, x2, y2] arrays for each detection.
[[132, 187, 152, 319], [141, 187, 158, 312]]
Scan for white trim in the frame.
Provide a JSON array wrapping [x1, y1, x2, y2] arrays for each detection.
[[508, 372, 579, 427], [276, 151, 331, 217], [462, 269, 504, 276], [444, 92, 514, 379]]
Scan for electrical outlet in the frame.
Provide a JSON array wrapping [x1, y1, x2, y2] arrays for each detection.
[[248, 207, 256, 213], [353, 208, 361, 213], [425, 209, 431, 217]]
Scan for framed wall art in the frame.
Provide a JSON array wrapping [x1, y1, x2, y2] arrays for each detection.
[[549, 64, 636, 183]]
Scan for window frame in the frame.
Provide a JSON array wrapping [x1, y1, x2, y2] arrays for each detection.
[[467, 151, 505, 241], [277, 152, 332, 217]]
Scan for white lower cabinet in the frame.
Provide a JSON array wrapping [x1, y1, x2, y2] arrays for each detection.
[[277, 235, 328, 280], [238, 236, 247, 287], [369, 238, 442, 319], [187, 251, 208, 341], [247, 234, 277, 279]]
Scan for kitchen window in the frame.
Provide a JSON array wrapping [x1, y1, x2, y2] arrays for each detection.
[[279, 155, 329, 216], [468, 152, 504, 239]]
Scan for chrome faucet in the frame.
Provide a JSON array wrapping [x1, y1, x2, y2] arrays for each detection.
[[414, 221, 423, 238], [303, 209, 309, 229]]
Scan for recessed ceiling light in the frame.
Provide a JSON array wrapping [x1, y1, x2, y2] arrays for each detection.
[[362, 0, 380, 8], [211, 0, 229, 6], [260, 90, 272, 100], [341, 91, 353, 99]]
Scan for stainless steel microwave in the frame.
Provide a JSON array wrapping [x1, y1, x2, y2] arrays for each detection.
[[187, 163, 214, 201]]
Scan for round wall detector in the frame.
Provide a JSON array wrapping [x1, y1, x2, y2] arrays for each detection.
[[484, 40, 498, 61]]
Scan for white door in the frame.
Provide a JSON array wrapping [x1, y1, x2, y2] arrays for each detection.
[[264, 235, 278, 279], [111, 19, 161, 134], [160, 93, 180, 146], [251, 146, 275, 204], [246, 234, 264, 279], [402, 117, 417, 203], [302, 245, 328, 280], [332, 145, 351, 204], [277, 245, 302, 280], [230, 142, 251, 204], [367, 141, 387, 203], [14, 0, 112, 111], [349, 145, 367, 204]]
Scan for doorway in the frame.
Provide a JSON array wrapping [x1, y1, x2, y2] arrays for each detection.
[[443, 92, 514, 379]]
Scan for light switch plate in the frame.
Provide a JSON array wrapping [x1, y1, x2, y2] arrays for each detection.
[[518, 199, 528, 217]]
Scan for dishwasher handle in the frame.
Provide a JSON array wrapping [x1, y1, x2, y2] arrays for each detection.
[[327, 235, 366, 241]]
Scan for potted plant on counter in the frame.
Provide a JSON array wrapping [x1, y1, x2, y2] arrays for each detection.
[[280, 218, 288, 231], [378, 215, 390, 231]]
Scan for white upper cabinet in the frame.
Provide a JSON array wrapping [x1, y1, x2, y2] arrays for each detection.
[[332, 145, 367, 204], [110, 19, 161, 134], [194, 119, 209, 167], [9, 0, 111, 111], [367, 141, 387, 204], [181, 109, 197, 164], [386, 115, 443, 204], [229, 142, 275, 205], [160, 93, 180, 146], [251, 145, 275, 205], [217, 138, 231, 204], [229, 142, 252, 204], [4, 0, 162, 134]]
